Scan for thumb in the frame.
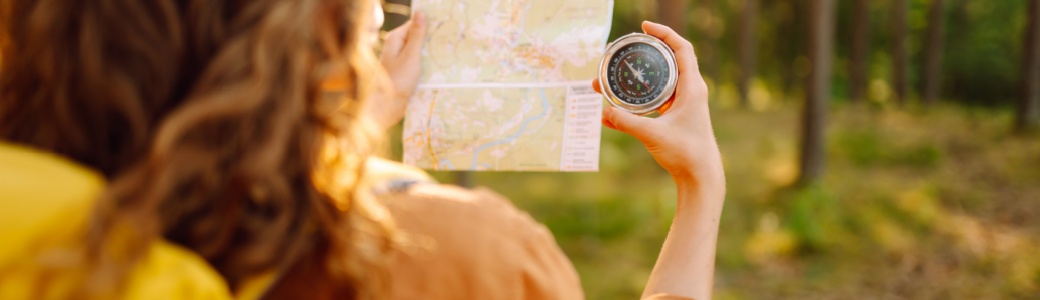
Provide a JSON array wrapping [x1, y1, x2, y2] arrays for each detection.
[[602, 106, 651, 138], [403, 13, 427, 57]]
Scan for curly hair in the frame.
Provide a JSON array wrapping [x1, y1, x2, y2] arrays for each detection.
[[0, 0, 393, 298]]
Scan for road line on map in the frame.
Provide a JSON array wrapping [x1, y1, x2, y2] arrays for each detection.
[[417, 80, 592, 89]]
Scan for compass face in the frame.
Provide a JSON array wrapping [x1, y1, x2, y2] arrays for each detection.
[[605, 42, 672, 105]]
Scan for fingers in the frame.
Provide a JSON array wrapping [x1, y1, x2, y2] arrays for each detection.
[[593, 79, 616, 131], [382, 22, 409, 57], [602, 106, 651, 138], [657, 98, 674, 114], [402, 12, 427, 57], [641, 21, 699, 78], [381, 13, 426, 58], [592, 80, 619, 130], [642, 21, 708, 114], [602, 118, 618, 130]]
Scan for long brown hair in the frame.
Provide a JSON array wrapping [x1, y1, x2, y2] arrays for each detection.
[[0, 0, 392, 298]]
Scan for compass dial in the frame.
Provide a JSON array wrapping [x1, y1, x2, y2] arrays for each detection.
[[606, 42, 671, 105], [599, 33, 677, 116]]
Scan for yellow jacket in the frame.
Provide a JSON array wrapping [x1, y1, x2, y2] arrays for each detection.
[[0, 142, 242, 299]]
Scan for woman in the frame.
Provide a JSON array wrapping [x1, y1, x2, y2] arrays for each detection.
[[0, 0, 725, 299]]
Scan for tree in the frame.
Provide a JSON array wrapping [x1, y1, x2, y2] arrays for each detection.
[[923, 0, 948, 105], [1020, 0, 1040, 132], [891, 0, 909, 104], [798, 0, 835, 185], [656, 0, 690, 38], [773, 0, 807, 99], [697, 0, 719, 85], [738, 0, 758, 108], [382, 0, 412, 30], [455, 172, 473, 188], [849, 0, 870, 103]]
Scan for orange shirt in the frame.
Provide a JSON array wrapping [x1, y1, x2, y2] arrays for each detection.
[[383, 184, 583, 299]]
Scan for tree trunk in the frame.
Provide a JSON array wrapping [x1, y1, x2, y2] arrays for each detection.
[[454, 171, 473, 188], [891, 0, 908, 104], [849, 0, 870, 103], [798, 0, 834, 186], [778, 0, 805, 101], [656, 0, 689, 38], [1020, 0, 1040, 132], [698, 0, 718, 85], [923, 0, 948, 105], [382, 0, 413, 30], [738, 0, 758, 108]]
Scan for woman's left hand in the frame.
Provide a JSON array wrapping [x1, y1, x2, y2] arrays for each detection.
[[372, 13, 427, 129]]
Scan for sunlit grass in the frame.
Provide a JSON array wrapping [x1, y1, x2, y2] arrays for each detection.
[[418, 102, 1040, 299]]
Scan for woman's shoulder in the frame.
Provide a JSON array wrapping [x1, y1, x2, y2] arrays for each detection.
[[368, 168, 582, 299], [364, 157, 544, 235], [382, 183, 529, 227]]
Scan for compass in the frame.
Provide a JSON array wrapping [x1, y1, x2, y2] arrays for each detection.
[[598, 33, 678, 116]]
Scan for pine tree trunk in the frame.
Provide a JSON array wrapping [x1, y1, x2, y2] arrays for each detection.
[[849, 0, 870, 103], [778, 0, 805, 100], [738, 0, 758, 108], [454, 172, 473, 188], [1020, 0, 1040, 132], [923, 0, 947, 105], [891, 0, 908, 104], [699, 0, 718, 85], [798, 0, 834, 186], [656, 0, 689, 38]]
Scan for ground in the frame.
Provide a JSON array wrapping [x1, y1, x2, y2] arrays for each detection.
[[406, 102, 1040, 299]]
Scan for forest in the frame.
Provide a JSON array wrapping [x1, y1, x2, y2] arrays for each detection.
[[383, 0, 1040, 298]]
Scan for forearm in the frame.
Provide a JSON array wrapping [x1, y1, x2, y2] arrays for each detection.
[[642, 173, 726, 300]]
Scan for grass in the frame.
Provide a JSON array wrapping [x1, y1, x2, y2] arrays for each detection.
[[417, 102, 1040, 299]]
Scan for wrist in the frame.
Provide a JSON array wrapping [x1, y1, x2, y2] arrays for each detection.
[[669, 158, 725, 192], [671, 164, 725, 211]]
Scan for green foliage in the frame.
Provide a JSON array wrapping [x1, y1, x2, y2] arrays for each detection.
[[781, 185, 835, 253], [525, 197, 646, 241], [610, 0, 1032, 106], [835, 129, 884, 165], [943, 0, 1028, 105], [834, 127, 943, 168], [896, 143, 942, 167]]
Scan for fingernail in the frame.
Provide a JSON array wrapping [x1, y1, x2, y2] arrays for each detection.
[[414, 12, 425, 23]]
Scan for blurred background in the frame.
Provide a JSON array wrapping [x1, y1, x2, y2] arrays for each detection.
[[384, 0, 1040, 298]]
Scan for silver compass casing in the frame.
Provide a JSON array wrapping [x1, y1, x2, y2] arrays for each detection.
[[598, 33, 678, 116]]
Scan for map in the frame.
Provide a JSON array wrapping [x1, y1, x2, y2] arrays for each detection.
[[403, 0, 613, 171]]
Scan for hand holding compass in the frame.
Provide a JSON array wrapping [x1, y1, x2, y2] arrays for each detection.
[[592, 21, 719, 184]]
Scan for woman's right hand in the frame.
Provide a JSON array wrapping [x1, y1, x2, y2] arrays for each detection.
[[592, 21, 724, 195], [596, 22, 726, 300]]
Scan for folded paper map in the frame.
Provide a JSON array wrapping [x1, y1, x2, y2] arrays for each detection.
[[403, 0, 614, 171]]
